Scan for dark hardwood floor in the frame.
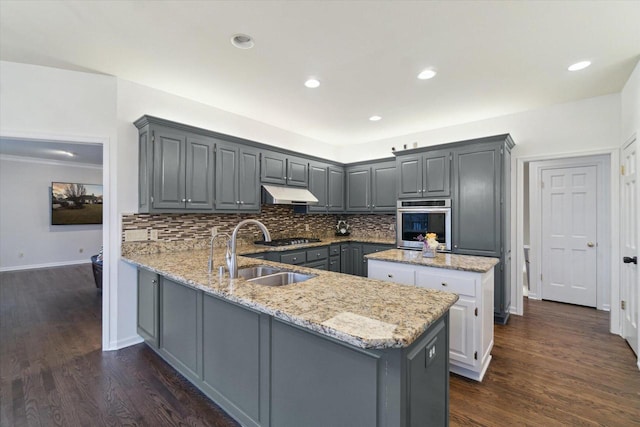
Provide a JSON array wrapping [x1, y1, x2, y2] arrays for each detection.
[[1, 265, 639, 426]]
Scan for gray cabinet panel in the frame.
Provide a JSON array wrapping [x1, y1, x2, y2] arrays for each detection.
[[453, 147, 500, 256], [350, 244, 364, 277], [185, 135, 215, 210], [202, 295, 261, 422], [260, 152, 287, 185], [305, 259, 329, 270], [271, 320, 379, 427], [160, 278, 200, 378], [371, 161, 397, 212], [329, 256, 340, 272], [362, 244, 393, 278], [153, 130, 186, 209], [308, 162, 328, 212], [346, 167, 370, 212], [340, 244, 350, 274], [279, 250, 306, 265], [306, 247, 329, 261], [214, 143, 239, 210], [397, 155, 423, 199], [328, 167, 345, 212], [137, 268, 158, 347], [287, 156, 308, 187], [239, 147, 260, 211], [138, 129, 151, 212], [424, 150, 450, 197]]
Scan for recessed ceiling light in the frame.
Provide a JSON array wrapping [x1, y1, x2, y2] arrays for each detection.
[[568, 61, 591, 71], [231, 34, 254, 49], [369, 115, 382, 122], [304, 79, 320, 88], [417, 69, 437, 80]]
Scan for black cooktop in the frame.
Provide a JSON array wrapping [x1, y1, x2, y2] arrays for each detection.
[[254, 237, 322, 247]]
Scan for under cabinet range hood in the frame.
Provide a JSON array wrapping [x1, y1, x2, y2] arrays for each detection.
[[261, 184, 319, 205]]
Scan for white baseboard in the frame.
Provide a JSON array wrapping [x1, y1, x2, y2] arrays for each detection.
[[105, 335, 144, 351], [0, 259, 92, 272]]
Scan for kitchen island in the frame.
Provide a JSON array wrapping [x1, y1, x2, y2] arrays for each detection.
[[124, 247, 458, 427]]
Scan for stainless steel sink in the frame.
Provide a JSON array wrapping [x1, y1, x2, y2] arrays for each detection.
[[237, 266, 282, 280], [247, 272, 316, 286]]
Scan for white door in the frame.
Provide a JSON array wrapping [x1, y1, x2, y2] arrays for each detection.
[[541, 166, 597, 306], [621, 138, 638, 356]]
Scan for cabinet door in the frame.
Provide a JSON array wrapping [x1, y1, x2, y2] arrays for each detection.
[[350, 245, 364, 277], [340, 244, 351, 274], [397, 155, 423, 199], [287, 156, 309, 187], [371, 161, 397, 212], [305, 259, 329, 270], [137, 268, 159, 347], [238, 147, 260, 211], [308, 162, 328, 212], [367, 260, 415, 285], [452, 144, 501, 256], [447, 297, 476, 367], [329, 255, 340, 272], [346, 167, 371, 212], [423, 150, 450, 197], [160, 278, 201, 378], [153, 128, 186, 209], [215, 143, 240, 210], [328, 166, 345, 212], [261, 151, 287, 185], [185, 135, 215, 210]]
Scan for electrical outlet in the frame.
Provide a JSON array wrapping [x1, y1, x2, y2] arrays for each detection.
[[149, 230, 158, 240], [124, 229, 148, 242], [212, 226, 218, 236]]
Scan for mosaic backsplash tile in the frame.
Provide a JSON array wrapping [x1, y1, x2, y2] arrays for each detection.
[[122, 205, 396, 247]]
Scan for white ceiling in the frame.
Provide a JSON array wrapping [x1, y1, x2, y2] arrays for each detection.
[[0, 1, 639, 146]]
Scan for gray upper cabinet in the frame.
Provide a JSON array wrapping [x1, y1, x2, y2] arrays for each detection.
[[137, 121, 215, 213], [308, 162, 345, 213], [397, 149, 450, 199], [215, 141, 260, 212], [261, 151, 308, 187], [346, 160, 396, 213]]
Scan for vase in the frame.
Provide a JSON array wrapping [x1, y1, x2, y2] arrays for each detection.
[[422, 246, 436, 258]]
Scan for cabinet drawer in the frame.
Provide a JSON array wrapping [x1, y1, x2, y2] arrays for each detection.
[[306, 247, 329, 261], [415, 270, 476, 297], [329, 245, 341, 256], [367, 260, 415, 286], [280, 251, 306, 265]]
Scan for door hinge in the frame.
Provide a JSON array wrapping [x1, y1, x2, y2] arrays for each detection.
[[474, 307, 478, 316], [474, 351, 478, 360], [541, 180, 544, 189], [151, 130, 155, 143], [449, 153, 453, 160], [540, 273, 543, 281], [500, 147, 504, 155], [621, 300, 626, 310], [621, 165, 625, 175], [150, 196, 154, 203]]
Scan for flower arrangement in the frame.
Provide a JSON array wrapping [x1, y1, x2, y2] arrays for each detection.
[[416, 232, 439, 257]]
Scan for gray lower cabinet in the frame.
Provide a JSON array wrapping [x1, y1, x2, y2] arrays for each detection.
[[137, 122, 216, 212], [138, 267, 451, 427], [346, 160, 397, 213], [339, 243, 394, 277], [137, 268, 159, 347], [308, 162, 345, 213], [215, 142, 260, 212], [397, 149, 451, 199], [159, 277, 202, 379], [260, 151, 308, 187], [362, 243, 394, 277]]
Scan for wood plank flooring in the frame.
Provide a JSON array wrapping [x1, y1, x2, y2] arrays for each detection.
[[1, 265, 639, 426]]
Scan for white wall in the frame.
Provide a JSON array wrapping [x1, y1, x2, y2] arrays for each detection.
[[338, 93, 621, 162], [0, 156, 102, 270], [621, 61, 640, 141]]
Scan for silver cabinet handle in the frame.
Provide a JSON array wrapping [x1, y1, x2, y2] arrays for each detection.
[[587, 242, 595, 247], [363, 260, 367, 263], [283, 176, 287, 179], [240, 201, 244, 204], [187, 199, 192, 202], [292, 257, 297, 261], [151, 279, 157, 285], [441, 282, 448, 287], [372, 205, 375, 208], [388, 274, 393, 278], [181, 198, 186, 202], [236, 200, 240, 204], [317, 253, 321, 257]]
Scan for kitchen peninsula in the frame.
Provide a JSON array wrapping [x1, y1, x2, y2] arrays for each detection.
[[123, 244, 459, 427]]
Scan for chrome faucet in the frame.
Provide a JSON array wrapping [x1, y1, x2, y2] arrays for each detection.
[[208, 232, 231, 274], [227, 219, 271, 278]]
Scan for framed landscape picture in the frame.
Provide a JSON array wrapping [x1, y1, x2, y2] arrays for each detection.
[[51, 182, 103, 225]]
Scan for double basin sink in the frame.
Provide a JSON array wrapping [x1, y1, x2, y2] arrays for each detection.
[[237, 265, 316, 286]]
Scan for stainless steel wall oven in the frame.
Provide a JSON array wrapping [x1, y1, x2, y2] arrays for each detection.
[[396, 199, 451, 251]]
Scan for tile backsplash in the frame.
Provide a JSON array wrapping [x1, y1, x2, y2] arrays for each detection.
[[122, 205, 395, 246]]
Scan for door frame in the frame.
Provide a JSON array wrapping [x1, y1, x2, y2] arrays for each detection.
[[0, 129, 112, 350], [514, 148, 619, 333]]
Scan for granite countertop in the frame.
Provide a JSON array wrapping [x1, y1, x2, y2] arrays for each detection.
[[365, 249, 500, 273], [122, 248, 457, 350]]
